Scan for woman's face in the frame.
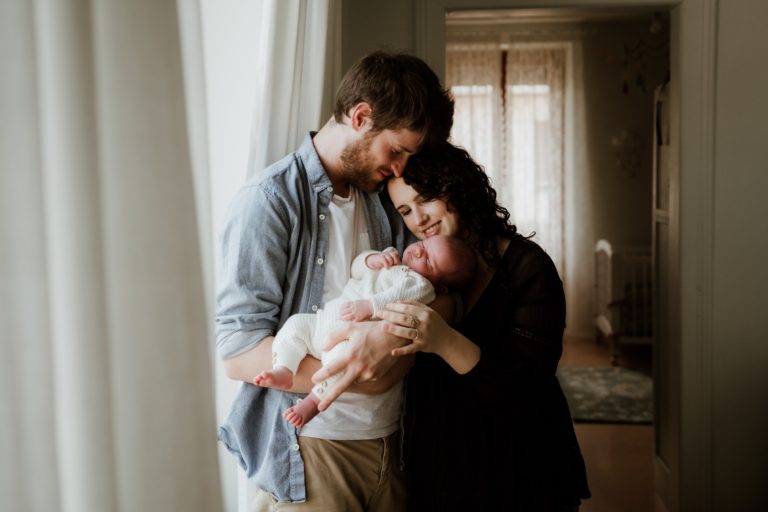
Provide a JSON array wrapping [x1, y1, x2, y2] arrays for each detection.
[[387, 177, 461, 240]]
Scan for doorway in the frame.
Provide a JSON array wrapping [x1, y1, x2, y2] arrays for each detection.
[[443, 7, 671, 512], [415, 0, 717, 509]]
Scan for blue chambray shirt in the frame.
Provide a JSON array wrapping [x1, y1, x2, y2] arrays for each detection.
[[216, 133, 411, 503]]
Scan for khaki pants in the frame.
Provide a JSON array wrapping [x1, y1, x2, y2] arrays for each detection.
[[252, 432, 407, 511]]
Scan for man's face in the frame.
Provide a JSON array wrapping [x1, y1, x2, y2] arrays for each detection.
[[339, 128, 424, 192]]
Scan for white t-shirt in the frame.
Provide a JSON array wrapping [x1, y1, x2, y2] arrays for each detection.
[[299, 187, 403, 440]]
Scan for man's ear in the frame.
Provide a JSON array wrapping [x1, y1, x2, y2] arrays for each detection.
[[435, 283, 450, 295], [349, 102, 372, 131]]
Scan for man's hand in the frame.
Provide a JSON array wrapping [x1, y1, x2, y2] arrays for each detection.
[[311, 321, 409, 411], [340, 299, 374, 321], [365, 249, 401, 269]]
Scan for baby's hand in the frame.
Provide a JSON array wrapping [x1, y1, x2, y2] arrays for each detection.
[[365, 250, 401, 269], [340, 300, 374, 321]]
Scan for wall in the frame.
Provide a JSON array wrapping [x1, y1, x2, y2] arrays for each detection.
[[342, 0, 416, 69], [712, 0, 768, 508], [571, 20, 668, 337], [581, 21, 668, 248]]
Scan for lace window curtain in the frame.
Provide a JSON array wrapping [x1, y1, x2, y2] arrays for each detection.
[[446, 44, 503, 187], [447, 41, 566, 275]]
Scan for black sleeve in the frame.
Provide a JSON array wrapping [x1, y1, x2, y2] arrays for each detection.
[[455, 241, 565, 408]]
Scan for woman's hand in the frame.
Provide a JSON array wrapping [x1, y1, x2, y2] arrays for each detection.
[[381, 300, 482, 374], [380, 300, 454, 356]]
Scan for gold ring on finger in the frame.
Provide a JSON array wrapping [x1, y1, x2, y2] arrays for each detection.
[[409, 314, 419, 328]]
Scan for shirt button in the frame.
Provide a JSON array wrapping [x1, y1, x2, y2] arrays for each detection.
[[319, 214, 326, 221], [326, 186, 333, 193], [311, 305, 318, 312], [292, 444, 300, 452], [316, 257, 324, 265]]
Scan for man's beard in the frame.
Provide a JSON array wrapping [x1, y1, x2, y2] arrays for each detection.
[[339, 133, 386, 192]]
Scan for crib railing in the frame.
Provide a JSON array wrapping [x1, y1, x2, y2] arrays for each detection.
[[594, 239, 653, 365]]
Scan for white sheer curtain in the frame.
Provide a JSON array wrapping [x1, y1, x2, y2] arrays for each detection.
[[247, 0, 341, 177], [447, 39, 567, 276], [1, 0, 222, 511], [505, 45, 566, 275], [446, 43, 504, 185], [447, 33, 593, 337]]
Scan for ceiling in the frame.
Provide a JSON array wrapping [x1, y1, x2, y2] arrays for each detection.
[[446, 7, 667, 26]]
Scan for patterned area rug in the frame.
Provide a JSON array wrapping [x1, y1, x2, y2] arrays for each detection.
[[556, 367, 653, 424]]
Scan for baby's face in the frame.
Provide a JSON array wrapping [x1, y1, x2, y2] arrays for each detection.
[[402, 235, 457, 284]]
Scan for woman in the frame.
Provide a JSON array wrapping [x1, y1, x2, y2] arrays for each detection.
[[381, 142, 591, 511]]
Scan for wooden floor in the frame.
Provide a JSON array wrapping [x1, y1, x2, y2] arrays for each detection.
[[559, 336, 668, 512]]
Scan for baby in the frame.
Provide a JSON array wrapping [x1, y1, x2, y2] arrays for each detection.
[[254, 234, 476, 427]]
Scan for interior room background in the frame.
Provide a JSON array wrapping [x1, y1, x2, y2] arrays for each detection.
[[2, 1, 767, 511]]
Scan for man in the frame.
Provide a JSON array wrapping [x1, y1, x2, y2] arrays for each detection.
[[216, 51, 454, 510]]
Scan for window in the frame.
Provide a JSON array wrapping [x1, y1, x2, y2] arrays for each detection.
[[448, 43, 566, 275]]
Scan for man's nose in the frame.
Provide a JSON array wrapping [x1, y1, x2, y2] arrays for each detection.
[[390, 155, 408, 177]]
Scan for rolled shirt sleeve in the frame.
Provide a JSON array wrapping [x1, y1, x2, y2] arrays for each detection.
[[216, 185, 289, 359]]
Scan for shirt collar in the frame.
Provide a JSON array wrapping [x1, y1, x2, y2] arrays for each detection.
[[297, 132, 332, 192]]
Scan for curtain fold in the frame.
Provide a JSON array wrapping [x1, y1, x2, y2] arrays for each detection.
[[504, 45, 566, 275], [446, 43, 504, 185], [247, 0, 340, 177], [1, 0, 222, 510]]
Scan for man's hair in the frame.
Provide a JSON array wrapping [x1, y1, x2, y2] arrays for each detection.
[[333, 50, 454, 149]]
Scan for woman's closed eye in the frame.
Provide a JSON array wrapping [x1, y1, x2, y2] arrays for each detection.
[[416, 195, 435, 206]]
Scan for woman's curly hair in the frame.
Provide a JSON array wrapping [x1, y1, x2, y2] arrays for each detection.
[[402, 142, 522, 268]]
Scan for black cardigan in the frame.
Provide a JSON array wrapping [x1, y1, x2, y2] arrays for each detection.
[[403, 235, 591, 511]]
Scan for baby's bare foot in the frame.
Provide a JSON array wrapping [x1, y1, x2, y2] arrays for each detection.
[[283, 394, 321, 428], [253, 366, 294, 390]]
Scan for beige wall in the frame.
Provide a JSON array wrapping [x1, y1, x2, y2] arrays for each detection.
[[572, 20, 668, 337], [341, 0, 415, 70], [581, 21, 668, 248], [712, 0, 768, 508]]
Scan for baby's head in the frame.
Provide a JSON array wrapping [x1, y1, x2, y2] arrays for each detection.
[[402, 235, 476, 292]]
